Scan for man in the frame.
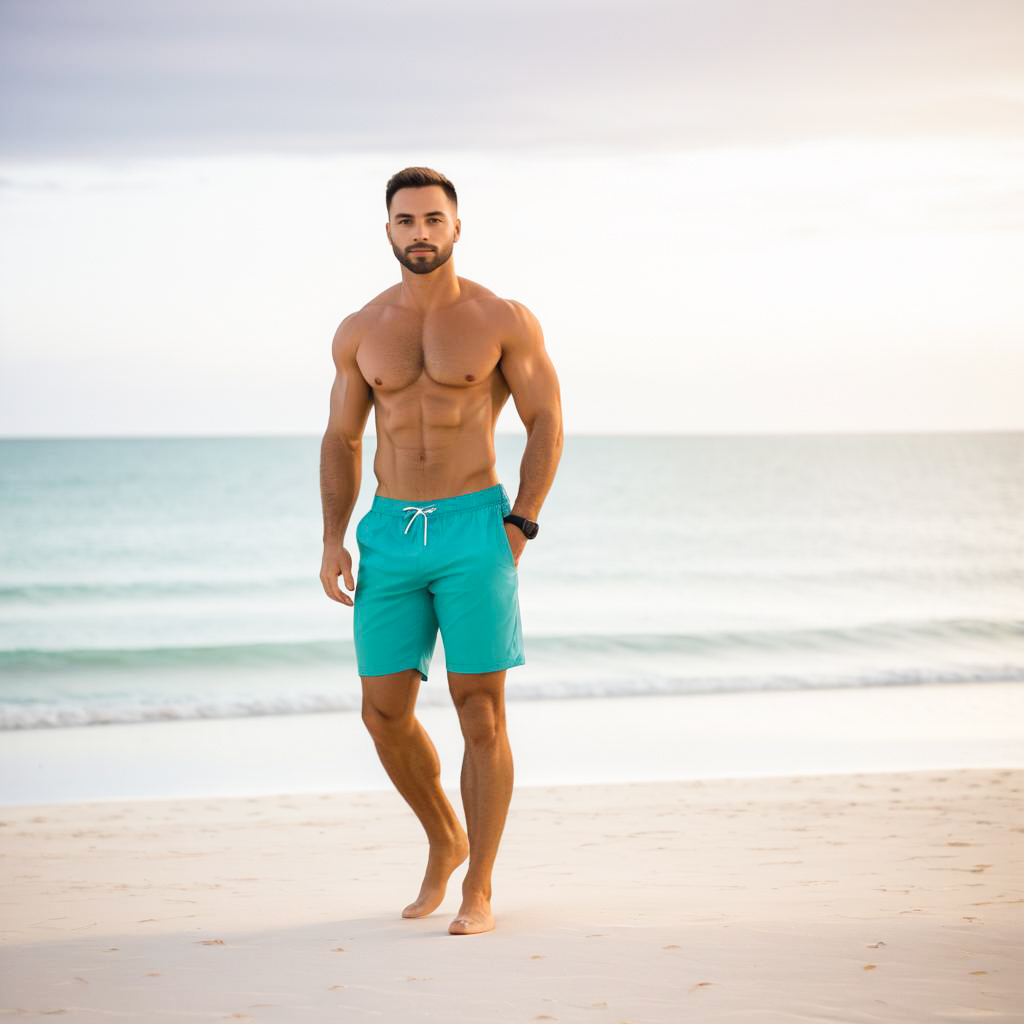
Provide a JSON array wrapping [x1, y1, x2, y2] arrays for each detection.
[[319, 166, 563, 935]]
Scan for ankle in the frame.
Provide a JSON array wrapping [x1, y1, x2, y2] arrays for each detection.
[[462, 882, 492, 902]]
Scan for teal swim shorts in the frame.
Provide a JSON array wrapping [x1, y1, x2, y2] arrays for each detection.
[[353, 482, 525, 680]]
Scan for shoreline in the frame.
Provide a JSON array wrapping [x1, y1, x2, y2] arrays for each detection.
[[1, 679, 1023, 808]]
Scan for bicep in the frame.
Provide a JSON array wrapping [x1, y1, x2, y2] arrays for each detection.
[[326, 316, 373, 445], [499, 300, 562, 429]]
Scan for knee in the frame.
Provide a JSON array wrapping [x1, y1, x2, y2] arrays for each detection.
[[361, 702, 412, 743], [456, 693, 502, 747]]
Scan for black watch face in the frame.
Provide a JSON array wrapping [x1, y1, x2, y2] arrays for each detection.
[[523, 520, 539, 539]]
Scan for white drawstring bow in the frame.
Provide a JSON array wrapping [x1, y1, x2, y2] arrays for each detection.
[[402, 504, 437, 546]]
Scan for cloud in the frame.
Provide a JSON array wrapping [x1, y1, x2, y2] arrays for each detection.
[[1, 0, 1021, 159]]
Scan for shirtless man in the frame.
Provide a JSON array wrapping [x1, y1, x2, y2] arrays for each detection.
[[319, 167, 563, 935]]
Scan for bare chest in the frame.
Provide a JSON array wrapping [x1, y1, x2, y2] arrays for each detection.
[[357, 321, 503, 392]]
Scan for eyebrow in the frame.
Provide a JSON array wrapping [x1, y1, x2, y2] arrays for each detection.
[[394, 211, 447, 218]]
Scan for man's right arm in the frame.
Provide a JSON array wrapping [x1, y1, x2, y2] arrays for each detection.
[[319, 313, 372, 604]]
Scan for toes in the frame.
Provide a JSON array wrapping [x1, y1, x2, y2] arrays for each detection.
[[448, 912, 494, 934]]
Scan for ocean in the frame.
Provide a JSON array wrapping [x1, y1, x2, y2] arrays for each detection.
[[1, 432, 1021, 731]]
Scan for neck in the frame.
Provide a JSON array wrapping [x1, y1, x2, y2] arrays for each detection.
[[399, 262, 461, 312]]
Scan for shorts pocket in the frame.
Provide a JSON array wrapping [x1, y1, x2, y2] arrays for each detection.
[[496, 506, 518, 570], [354, 510, 373, 547]]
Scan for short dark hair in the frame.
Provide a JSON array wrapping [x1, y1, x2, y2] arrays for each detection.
[[385, 167, 458, 217]]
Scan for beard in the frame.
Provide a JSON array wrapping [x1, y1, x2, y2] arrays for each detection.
[[391, 239, 454, 275]]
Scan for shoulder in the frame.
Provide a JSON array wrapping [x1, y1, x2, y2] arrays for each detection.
[[498, 297, 545, 351], [364, 283, 402, 309], [330, 306, 373, 367], [502, 297, 542, 331], [331, 288, 398, 361], [455, 278, 543, 342]]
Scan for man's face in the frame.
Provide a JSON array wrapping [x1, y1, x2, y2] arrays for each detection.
[[386, 185, 459, 275]]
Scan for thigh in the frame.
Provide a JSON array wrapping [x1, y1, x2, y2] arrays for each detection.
[[447, 669, 507, 710], [362, 668, 422, 719]]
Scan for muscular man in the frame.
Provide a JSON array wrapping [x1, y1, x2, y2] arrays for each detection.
[[319, 167, 563, 935]]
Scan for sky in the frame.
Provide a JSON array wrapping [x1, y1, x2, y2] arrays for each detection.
[[1, 0, 1022, 437]]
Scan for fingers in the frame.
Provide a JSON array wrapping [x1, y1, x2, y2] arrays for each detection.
[[322, 575, 354, 606], [336, 564, 355, 606], [320, 553, 355, 606], [320, 572, 344, 603]]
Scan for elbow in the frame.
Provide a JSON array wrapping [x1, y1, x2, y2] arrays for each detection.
[[552, 416, 564, 451], [322, 426, 363, 454]]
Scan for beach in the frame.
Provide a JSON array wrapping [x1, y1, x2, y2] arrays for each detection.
[[2, 681, 1023, 1021]]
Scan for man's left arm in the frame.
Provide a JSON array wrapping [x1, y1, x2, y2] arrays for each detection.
[[498, 299, 564, 546]]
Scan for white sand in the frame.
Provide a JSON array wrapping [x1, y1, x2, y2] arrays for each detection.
[[2, 766, 1022, 1021]]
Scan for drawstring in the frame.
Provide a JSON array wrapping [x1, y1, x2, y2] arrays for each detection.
[[402, 504, 437, 546]]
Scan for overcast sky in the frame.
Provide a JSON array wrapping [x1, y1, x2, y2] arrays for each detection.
[[1, 0, 1022, 436]]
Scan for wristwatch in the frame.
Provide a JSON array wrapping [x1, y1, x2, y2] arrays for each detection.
[[503, 513, 539, 539]]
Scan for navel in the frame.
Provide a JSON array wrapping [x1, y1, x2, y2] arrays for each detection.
[[465, 374, 475, 381]]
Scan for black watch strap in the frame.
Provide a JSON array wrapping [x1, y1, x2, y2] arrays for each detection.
[[503, 513, 539, 539]]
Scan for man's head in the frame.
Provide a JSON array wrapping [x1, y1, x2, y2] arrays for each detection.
[[385, 167, 460, 276]]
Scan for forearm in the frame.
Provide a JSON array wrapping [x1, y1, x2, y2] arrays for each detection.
[[320, 433, 361, 545], [510, 412, 563, 521]]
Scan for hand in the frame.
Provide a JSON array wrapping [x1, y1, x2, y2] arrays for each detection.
[[321, 544, 355, 605], [504, 523, 527, 567]]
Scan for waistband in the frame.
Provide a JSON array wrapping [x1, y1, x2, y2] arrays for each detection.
[[369, 482, 510, 518]]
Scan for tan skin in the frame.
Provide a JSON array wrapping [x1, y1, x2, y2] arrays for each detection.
[[319, 184, 563, 935]]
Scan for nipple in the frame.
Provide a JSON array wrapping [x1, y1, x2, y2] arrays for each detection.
[[374, 377, 382, 385], [465, 374, 475, 381]]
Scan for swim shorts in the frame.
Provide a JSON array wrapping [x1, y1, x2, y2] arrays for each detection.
[[352, 482, 525, 680]]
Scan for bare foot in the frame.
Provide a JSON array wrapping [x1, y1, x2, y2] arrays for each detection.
[[401, 831, 470, 919], [448, 892, 495, 935]]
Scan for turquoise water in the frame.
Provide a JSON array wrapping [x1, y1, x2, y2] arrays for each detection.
[[1, 432, 1022, 729]]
